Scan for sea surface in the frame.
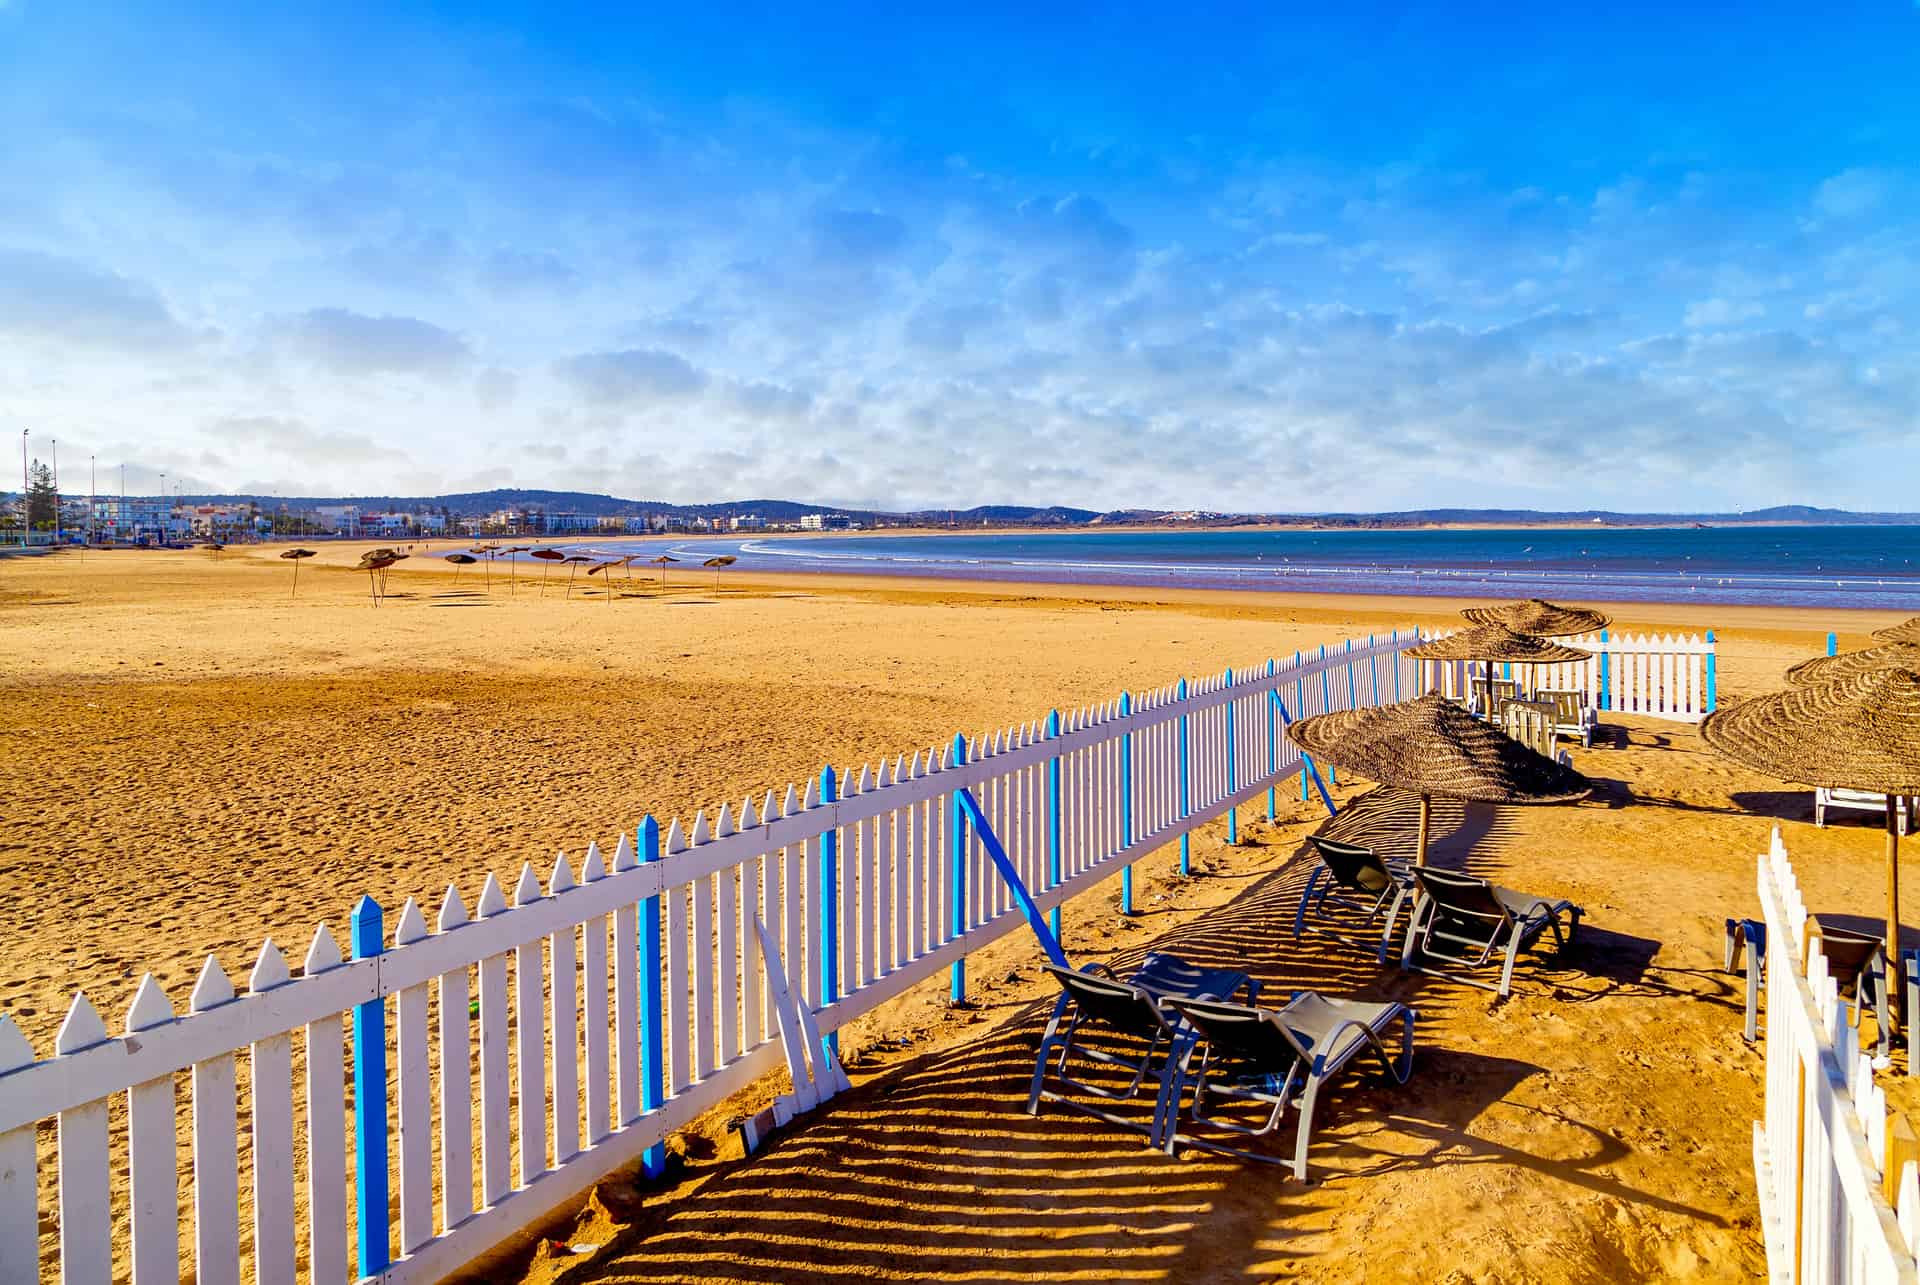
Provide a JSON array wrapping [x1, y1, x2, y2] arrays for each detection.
[[608, 526, 1920, 610]]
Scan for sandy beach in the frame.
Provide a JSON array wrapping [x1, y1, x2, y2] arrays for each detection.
[[3, 541, 1913, 1282]]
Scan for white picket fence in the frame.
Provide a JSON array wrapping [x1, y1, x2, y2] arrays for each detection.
[[1423, 630, 1718, 723], [0, 631, 1423, 1285], [1754, 826, 1920, 1283]]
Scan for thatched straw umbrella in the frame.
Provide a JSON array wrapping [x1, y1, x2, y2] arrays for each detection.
[[279, 547, 316, 597], [1406, 623, 1592, 715], [356, 551, 398, 606], [651, 554, 679, 586], [1288, 691, 1592, 867], [531, 547, 565, 596], [1875, 618, 1920, 645], [1787, 642, 1920, 687], [587, 558, 623, 604], [376, 548, 408, 596], [468, 545, 495, 593], [562, 553, 593, 598], [506, 546, 531, 594], [444, 551, 477, 589], [1461, 598, 1611, 638], [703, 554, 736, 591], [1703, 669, 1920, 951]]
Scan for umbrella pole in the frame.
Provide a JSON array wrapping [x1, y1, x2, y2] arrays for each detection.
[[1417, 793, 1432, 867], [1889, 794, 1902, 971]]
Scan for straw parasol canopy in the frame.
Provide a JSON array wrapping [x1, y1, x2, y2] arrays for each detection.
[[1407, 623, 1592, 716], [279, 547, 316, 597], [1702, 668, 1920, 950], [356, 551, 398, 606], [1875, 618, 1920, 645], [1407, 623, 1593, 665], [1461, 598, 1611, 638], [1288, 691, 1592, 866], [703, 554, 736, 590], [651, 553, 679, 586], [1787, 642, 1920, 687], [531, 546, 565, 594]]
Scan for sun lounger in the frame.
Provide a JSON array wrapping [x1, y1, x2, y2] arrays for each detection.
[[1726, 917, 1895, 1055], [1499, 700, 1559, 759], [1292, 835, 1415, 963], [1469, 677, 1518, 718], [1401, 868, 1582, 997], [1537, 688, 1598, 748], [1816, 788, 1911, 835], [1027, 953, 1257, 1146], [1160, 992, 1416, 1180]]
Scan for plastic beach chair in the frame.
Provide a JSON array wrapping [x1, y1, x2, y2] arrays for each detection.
[[1726, 917, 1894, 1055], [1292, 835, 1415, 963], [1159, 992, 1416, 1180], [1400, 868, 1582, 998], [1027, 953, 1258, 1147]]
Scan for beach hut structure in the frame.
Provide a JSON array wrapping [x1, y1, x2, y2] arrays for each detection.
[[531, 546, 565, 595], [1287, 691, 1592, 869], [651, 553, 679, 586], [1406, 623, 1592, 716], [1874, 617, 1920, 645], [1703, 668, 1920, 954], [703, 554, 737, 591], [278, 547, 315, 597], [1461, 598, 1612, 638], [1787, 641, 1920, 686]]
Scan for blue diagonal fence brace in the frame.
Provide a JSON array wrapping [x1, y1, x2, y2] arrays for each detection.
[[1271, 690, 1337, 818], [955, 788, 1069, 969]]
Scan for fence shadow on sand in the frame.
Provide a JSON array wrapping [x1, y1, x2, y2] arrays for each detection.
[[556, 788, 1705, 1285]]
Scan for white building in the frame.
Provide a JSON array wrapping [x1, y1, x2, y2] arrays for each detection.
[[798, 513, 854, 531], [314, 505, 360, 532], [730, 514, 766, 531]]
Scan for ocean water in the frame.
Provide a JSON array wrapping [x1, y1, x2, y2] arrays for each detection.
[[634, 526, 1920, 610]]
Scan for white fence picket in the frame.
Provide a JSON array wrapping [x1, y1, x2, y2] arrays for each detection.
[[2, 630, 1468, 1285], [248, 941, 298, 1284]]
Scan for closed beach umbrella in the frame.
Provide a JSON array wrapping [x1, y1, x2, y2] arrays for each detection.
[[1461, 598, 1612, 638], [1875, 618, 1920, 645], [703, 554, 736, 590], [1407, 623, 1592, 715], [279, 547, 316, 597], [1703, 669, 1920, 951], [1287, 691, 1592, 867], [1787, 641, 1920, 687], [531, 546, 565, 595], [651, 554, 679, 586]]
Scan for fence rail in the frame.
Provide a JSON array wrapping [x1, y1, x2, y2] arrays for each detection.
[[0, 631, 1426, 1285], [1423, 629, 1717, 723], [1754, 827, 1920, 1283]]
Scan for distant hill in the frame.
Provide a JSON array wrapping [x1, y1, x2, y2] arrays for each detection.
[[80, 486, 1920, 529]]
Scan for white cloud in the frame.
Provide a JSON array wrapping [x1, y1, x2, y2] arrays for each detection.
[[1683, 298, 1765, 328], [274, 308, 471, 377]]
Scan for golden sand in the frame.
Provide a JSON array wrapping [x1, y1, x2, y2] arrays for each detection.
[[2, 541, 1911, 1282]]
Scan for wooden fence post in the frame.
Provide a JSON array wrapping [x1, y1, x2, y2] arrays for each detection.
[[1046, 709, 1063, 939], [638, 815, 666, 1178], [349, 896, 389, 1278], [949, 733, 968, 1004], [1176, 679, 1192, 874], [1705, 631, 1718, 713], [1119, 692, 1135, 913]]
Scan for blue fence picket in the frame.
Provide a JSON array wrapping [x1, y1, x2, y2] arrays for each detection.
[[349, 897, 389, 1278], [638, 815, 665, 1178]]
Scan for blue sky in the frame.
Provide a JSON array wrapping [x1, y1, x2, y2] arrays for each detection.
[[1, 2, 1915, 511]]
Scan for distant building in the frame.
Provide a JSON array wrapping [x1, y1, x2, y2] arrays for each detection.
[[314, 504, 360, 532], [799, 513, 853, 531], [730, 514, 766, 531]]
